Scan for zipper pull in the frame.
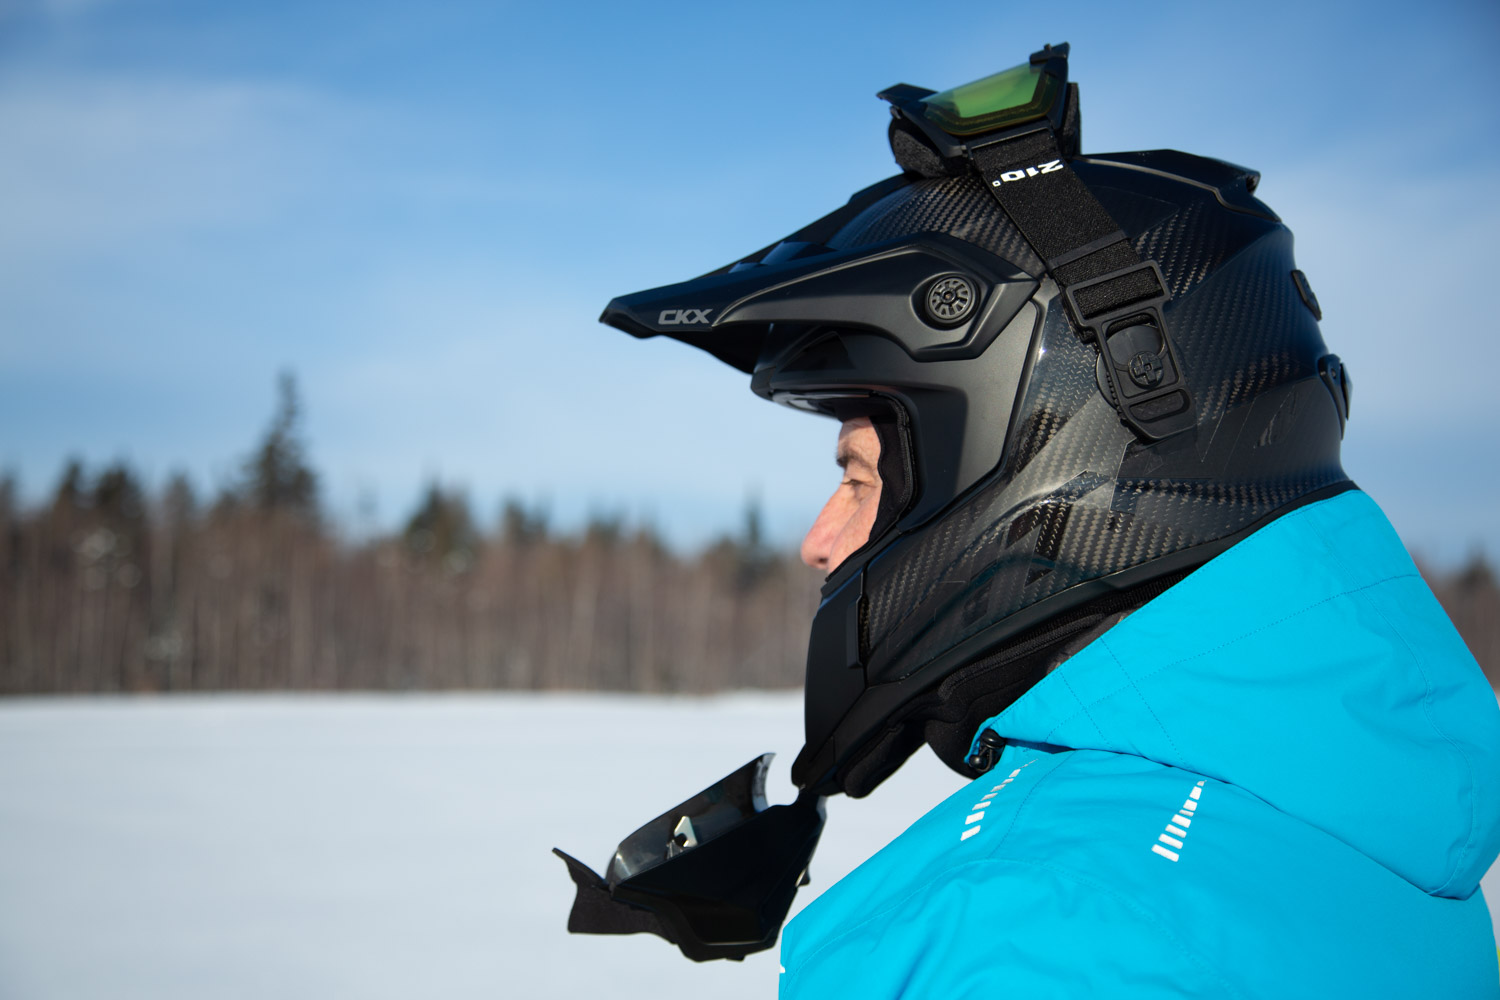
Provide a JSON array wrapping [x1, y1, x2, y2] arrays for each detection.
[[965, 728, 1005, 774]]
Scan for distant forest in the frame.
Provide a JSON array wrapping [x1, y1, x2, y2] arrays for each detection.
[[2, 375, 1496, 695]]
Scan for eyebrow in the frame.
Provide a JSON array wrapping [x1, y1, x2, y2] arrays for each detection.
[[836, 447, 876, 472]]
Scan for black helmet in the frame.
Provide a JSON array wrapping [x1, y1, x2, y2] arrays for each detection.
[[603, 45, 1352, 798]]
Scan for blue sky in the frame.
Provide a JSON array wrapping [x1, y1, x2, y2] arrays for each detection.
[[2, 0, 1497, 561]]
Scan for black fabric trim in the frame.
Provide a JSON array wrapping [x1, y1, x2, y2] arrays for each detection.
[[888, 118, 966, 179], [835, 567, 1192, 797], [1069, 265, 1166, 320], [1052, 240, 1139, 288], [871, 409, 912, 545]]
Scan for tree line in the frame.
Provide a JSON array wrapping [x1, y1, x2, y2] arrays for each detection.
[[0, 375, 1496, 694], [0, 375, 819, 694]]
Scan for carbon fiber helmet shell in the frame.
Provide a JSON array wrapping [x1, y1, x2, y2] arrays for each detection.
[[602, 147, 1351, 798]]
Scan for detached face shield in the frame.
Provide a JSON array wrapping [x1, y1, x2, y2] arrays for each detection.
[[553, 756, 825, 961]]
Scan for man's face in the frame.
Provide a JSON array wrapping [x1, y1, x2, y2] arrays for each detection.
[[801, 416, 882, 573]]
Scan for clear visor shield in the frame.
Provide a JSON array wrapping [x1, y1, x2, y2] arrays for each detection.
[[553, 755, 827, 962]]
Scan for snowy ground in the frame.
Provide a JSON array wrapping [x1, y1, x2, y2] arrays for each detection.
[[0, 694, 1495, 1000]]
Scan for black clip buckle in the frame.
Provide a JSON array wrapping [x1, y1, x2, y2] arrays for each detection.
[[1062, 261, 1195, 442]]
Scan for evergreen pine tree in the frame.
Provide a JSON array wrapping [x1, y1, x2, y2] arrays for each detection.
[[244, 372, 318, 516]]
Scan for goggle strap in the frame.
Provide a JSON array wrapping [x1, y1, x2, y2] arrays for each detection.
[[970, 130, 1147, 300], [972, 132, 1128, 274], [970, 129, 1196, 441]]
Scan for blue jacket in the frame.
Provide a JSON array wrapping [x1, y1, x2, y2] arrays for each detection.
[[779, 491, 1500, 997]]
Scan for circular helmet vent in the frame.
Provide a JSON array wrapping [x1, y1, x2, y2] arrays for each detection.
[[925, 275, 976, 325]]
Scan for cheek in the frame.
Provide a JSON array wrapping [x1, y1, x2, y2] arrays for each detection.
[[855, 493, 882, 539], [830, 491, 882, 565]]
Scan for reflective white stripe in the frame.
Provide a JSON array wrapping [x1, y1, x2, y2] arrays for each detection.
[[981, 792, 997, 800], [972, 801, 992, 811], [780, 965, 786, 974], [965, 813, 985, 824], [1009, 769, 1022, 778], [1147, 782, 1205, 860], [960, 825, 982, 841]]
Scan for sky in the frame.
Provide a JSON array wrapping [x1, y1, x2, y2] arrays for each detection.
[[1, 0, 1497, 561]]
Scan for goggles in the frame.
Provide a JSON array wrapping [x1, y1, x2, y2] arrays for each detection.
[[878, 42, 1072, 160]]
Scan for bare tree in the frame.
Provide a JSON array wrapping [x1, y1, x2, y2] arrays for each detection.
[[3, 378, 1491, 696]]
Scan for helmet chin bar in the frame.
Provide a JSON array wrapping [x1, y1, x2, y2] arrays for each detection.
[[553, 756, 827, 962]]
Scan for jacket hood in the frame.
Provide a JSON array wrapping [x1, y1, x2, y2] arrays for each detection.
[[983, 489, 1500, 898]]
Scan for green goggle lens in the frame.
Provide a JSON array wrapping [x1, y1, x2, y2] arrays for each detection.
[[920, 61, 1061, 137]]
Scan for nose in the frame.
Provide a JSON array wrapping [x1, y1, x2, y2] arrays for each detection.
[[800, 495, 841, 571]]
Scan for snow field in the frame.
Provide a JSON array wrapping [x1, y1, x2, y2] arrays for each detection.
[[0, 694, 1495, 999], [0, 693, 964, 1000]]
